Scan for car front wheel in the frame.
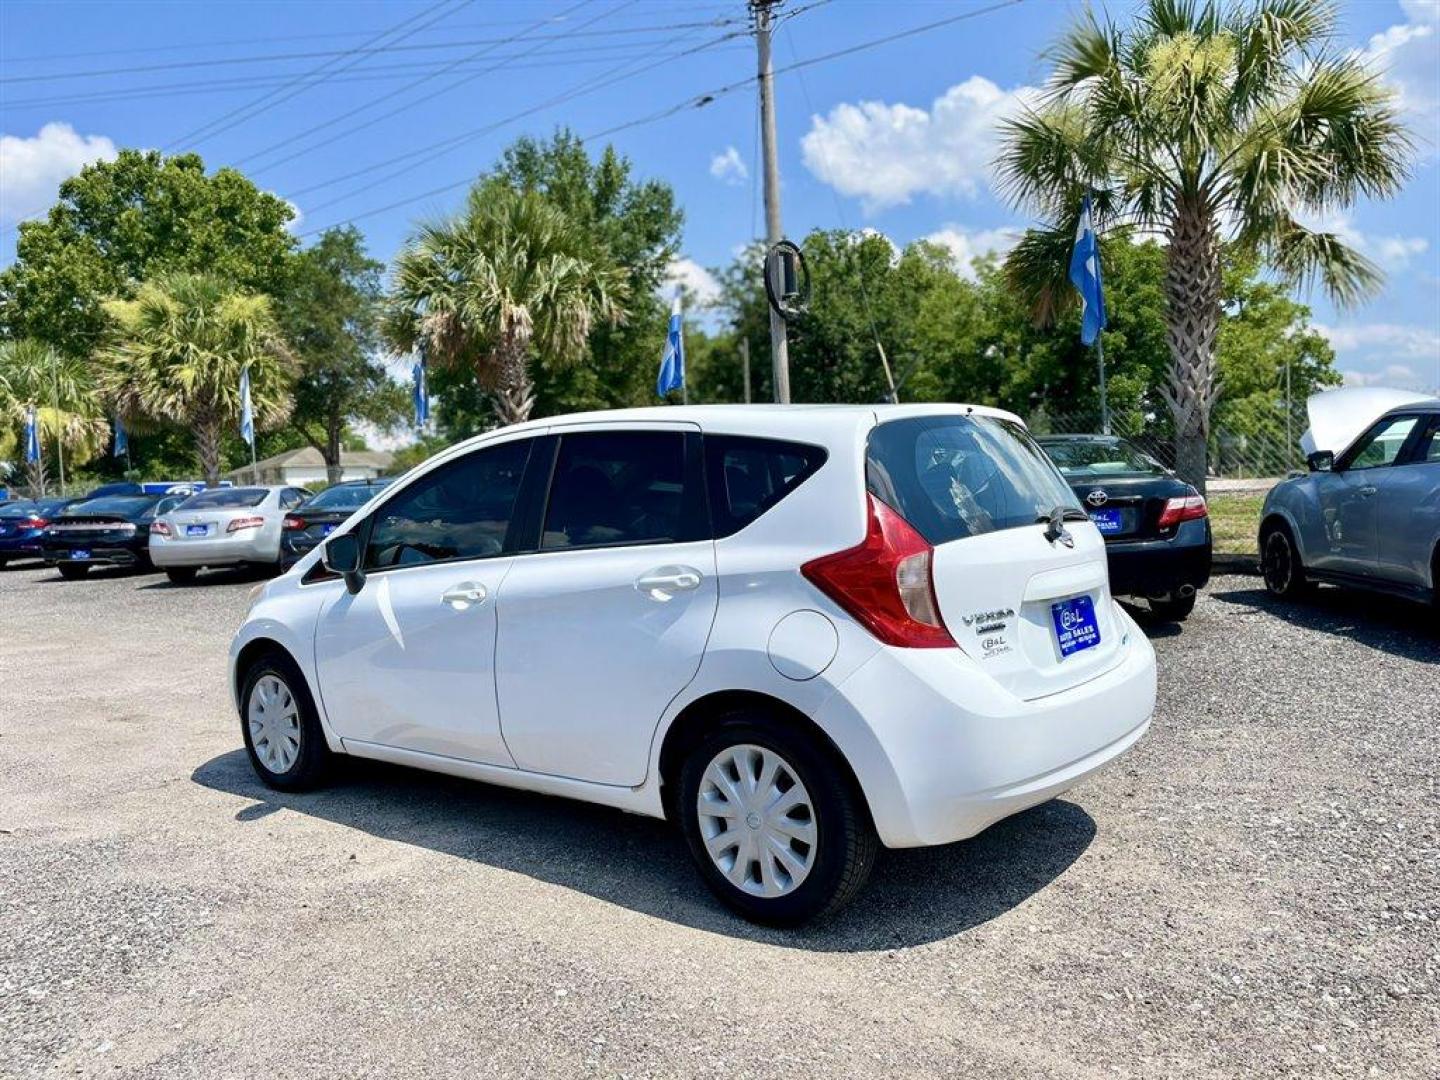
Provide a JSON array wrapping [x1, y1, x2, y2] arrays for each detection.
[[1261, 525, 1311, 599], [240, 655, 332, 792], [677, 720, 877, 926]]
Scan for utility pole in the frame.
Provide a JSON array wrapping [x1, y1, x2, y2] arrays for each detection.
[[740, 337, 752, 403], [752, 0, 790, 404]]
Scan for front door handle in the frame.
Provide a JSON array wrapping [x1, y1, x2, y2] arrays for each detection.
[[636, 565, 703, 601], [1359, 486, 1377, 497], [441, 581, 487, 609]]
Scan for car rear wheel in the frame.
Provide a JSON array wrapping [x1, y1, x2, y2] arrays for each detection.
[[240, 654, 332, 792], [57, 563, 88, 580], [1261, 524, 1310, 599], [1148, 593, 1196, 621], [165, 567, 198, 585], [677, 720, 877, 926]]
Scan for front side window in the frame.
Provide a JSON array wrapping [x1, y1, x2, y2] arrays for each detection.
[[365, 439, 531, 569], [1344, 415, 1419, 470], [541, 431, 692, 550], [706, 435, 827, 538], [867, 415, 1080, 545]]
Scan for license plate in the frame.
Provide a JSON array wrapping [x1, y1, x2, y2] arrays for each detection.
[[71, 549, 90, 561], [186, 524, 208, 537], [322, 524, 336, 535], [1051, 595, 1101, 658], [1089, 508, 1124, 535]]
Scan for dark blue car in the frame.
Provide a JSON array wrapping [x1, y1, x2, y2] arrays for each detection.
[[0, 498, 80, 566]]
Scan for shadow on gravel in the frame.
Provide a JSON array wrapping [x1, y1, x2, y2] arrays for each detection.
[[1210, 582, 1439, 662], [139, 566, 271, 589], [193, 749, 1095, 951]]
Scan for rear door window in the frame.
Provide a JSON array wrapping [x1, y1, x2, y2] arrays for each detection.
[[867, 415, 1079, 544], [541, 430, 703, 550], [365, 439, 532, 569], [706, 435, 827, 538]]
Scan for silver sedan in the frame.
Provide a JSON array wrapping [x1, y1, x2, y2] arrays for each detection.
[[150, 485, 310, 583]]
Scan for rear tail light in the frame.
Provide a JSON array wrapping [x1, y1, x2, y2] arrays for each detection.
[[283, 516, 305, 531], [29, 518, 49, 528], [227, 516, 265, 533], [1157, 489, 1207, 530], [801, 494, 955, 648], [150, 520, 171, 537]]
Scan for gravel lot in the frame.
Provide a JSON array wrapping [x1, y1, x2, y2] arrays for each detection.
[[1, 560, 1436, 1079]]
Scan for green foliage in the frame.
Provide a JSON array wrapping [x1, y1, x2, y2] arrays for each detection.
[[280, 226, 407, 474], [0, 338, 109, 491], [0, 150, 296, 359]]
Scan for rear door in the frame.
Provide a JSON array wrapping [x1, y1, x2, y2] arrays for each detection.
[[493, 425, 716, 786], [867, 414, 1125, 701]]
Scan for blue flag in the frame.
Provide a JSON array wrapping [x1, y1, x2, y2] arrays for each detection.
[[412, 359, 429, 428], [656, 291, 685, 398], [113, 416, 128, 458], [239, 366, 254, 446], [24, 405, 40, 464], [1069, 195, 1107, 346]]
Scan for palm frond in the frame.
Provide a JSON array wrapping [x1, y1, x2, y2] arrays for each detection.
[[1265, 218, 1382, 308]]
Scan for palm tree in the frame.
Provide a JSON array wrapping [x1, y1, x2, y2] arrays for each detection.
[[0, 339, 108, 495], [98, 274, 294, 486], [387, 183, 629, 428], [995, 0, 1411, 490]]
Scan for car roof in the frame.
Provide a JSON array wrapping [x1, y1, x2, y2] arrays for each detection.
[[1381, 399, 1440, 417], [1035, 433, 1126, 442]]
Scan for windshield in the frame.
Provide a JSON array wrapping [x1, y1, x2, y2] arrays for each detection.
[[1040, 438, 1163, 477], [64, 495, 157, 517], [867, 415, 1080, 545], [177, 488, 268, 510], [304, 482, 388, 510]]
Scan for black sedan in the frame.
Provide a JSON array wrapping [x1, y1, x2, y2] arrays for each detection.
[[1038, 434, 1211, 621], [41, 493, 185, 579], [280, 478, 393, 570]]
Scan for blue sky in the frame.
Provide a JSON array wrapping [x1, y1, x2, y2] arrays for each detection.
[[2, 0, 1437, 392]]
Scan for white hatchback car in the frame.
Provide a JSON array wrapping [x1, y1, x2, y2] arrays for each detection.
[[230, 406, 1156, 924]]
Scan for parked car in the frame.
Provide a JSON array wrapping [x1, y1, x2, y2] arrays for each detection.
[[0, 501, 52, 565], [280, 478, 394, 570], [1037, 434, 1212, 621], [1261, 395, 1440, 606], [150, 485, 310, 584], [83, 481, 146, 499], [41, 493, 186, 578], [230, 405, 1157, 925]]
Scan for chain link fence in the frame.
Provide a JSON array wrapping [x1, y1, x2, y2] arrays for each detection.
[[1025, 399, 1309, 480]]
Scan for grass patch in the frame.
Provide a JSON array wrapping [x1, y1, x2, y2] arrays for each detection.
[[1208, 492, 1266, 557]]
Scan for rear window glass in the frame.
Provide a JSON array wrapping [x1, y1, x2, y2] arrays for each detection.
[[306, 483, 388, 510], [0, 503, 38, 519], [867, 415, 1080, 544], [706, 435, 827, 538], [1040, 438, 1163, 477], [178, 488, 268, 510], [64, 495, 156, 516]]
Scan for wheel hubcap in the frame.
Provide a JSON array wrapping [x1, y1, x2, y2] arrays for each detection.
[[248, 674, 300, 774], [696, 744, 817, 899]]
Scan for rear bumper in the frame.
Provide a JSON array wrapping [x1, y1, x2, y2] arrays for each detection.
[[0, 535, 44, 557], [151, 533, 277, 567], [1104, 519, 1212, 598], [42, 543, 146, 567], [814, 601, 1156, 848]]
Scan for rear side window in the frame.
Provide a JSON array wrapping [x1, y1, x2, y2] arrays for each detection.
[[706, 435, 827, 538], [365, 439, 531, 568], [541, 430, 702, 550], [867, 415, 1079, 544]]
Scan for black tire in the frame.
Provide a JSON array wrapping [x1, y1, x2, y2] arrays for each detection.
[[677, 718, 878, 926], [1261, 522, 1311, 599], [239, 652, 332, 792], [165, 567, 198, 585], [1148, 593, 1197, 621], [57, 563, 89, 580]]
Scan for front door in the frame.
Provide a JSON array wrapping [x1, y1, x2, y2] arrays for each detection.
[[494, 426, 717, 786], [1313, 413, 1422, 577], [313, 436, 535, 765]]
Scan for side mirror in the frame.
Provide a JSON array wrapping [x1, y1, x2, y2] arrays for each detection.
[[322, 532, 365, 594], [1306, 450, 1335, 473]]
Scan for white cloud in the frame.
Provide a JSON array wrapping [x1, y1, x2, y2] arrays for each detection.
[[1316, 321, 1440, 359], [1298, 210, 1430, 270], [920, 224, 1021, 279], [1361, 2, 1440, 146], [662, 257, 721, 307], [1341, 363, 1426, 388], [0, 122, 116, 225], [708, 145, 748, 186], [800, 76, 1039, 212]]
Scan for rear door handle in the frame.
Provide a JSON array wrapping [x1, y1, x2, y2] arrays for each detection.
[[636, 565, 703, 601], [441, 581, 487, 609]]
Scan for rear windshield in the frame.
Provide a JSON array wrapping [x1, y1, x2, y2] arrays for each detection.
[[0, 503, 39, 519], [867, 414, 1079, 544], [177, 488, 268, 510], [304, 483, 388, 510], [1040, 438, 1163, 477], [64, 495, 156, 516]]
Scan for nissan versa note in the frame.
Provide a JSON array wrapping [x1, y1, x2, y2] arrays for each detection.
[[230, 406, 1156, 924]]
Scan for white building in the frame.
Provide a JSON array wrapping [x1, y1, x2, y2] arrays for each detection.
[[225, 448, 394, 487]]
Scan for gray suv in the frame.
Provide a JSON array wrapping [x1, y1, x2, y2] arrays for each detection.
[[1260, 400, 1440, 606]]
